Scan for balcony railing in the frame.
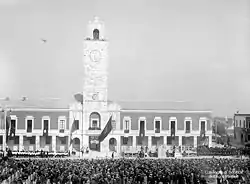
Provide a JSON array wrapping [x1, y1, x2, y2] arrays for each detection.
[[185, 129, 191, 133], [124, 129, 129, 133], [88, 127, 101, 130], [155, 129, 160, 133]]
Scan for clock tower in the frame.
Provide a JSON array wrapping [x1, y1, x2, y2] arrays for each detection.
[[83, 16, 108, 109], [82, 17, 109, 150]]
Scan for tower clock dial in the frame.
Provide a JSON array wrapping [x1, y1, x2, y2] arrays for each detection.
[[90, 50, 101, 62]]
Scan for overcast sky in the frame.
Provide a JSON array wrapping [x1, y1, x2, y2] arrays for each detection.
[[0, 0, 249, 116]]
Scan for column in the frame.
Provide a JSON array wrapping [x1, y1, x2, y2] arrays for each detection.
[[19, 135, 23, 151], [179, 136, 182, 146], [194, 136, 197, 148], [148, 136, 152, 148], [36, 135, 40, 151], [52, 136, 56, 152], [132, 136, 136, 148], [209, 135, 212, 148], [116, 136, 120, 154], [2, 134, 6, 151], [163, 136, 166, 145]]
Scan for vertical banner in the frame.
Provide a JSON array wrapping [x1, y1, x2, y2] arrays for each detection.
[[139, 120, 145, 145], [98, 116, 112, 142], [171, 121, 175, 142]]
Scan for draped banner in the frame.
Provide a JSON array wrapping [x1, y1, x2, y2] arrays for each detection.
[[171, 121, 175, 141], [98, 116, 112, 142], [43, 120, 49, 137], [6, 116, 11, 142], [9, 119, 16, 139], [69, 119, 77, 146], [139, 120, 145, 144]]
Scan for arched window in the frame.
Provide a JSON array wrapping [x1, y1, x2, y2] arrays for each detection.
[[93, 29, 99, 40], [89, 112, 101, 130]]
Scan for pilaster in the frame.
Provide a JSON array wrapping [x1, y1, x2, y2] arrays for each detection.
[[19, 135, 23, 151], [132, 136, 136, 147], [163, 136, 167, 145], [179, 135, 182, 146], [3, 134, 6, 151], [148, 136, 152, 148], [194, 136, 197, 148], [36, 135, 40, 151], [209, 135, 212, 148], [52, 136, 56, 152]]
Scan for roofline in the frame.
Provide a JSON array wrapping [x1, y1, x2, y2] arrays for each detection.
[[234, 114, 250, 116], [121, 109, 212, 113], [0, 108, 69, 112]]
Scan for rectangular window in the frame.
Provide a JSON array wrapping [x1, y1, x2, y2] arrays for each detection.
[[123, 137, 128, 145], [61, 137, 66, 144], [14, 136, 19, 144], [30, 137, 35, 144], [59, 120, 65, 129], [248, 135, 250, 141], [75, 120, 79, 130], [167, 136, 172, 145], [155, 121, 160, 133], [43, 120, 49, 130], [201, 121, 206, 132], [27, 120, 33, 133], [152, 136, 157, 145], [92, 120, 98, 128], [124, 120, 130, 133], [140, 121, 145, 130], [171, 121, 175, 130], [11, 120, 16, 130], [186, 121, 191, 133], [46, 136, 51, 144]]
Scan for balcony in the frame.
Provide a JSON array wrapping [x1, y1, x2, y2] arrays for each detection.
[[185, 129, 191, 134], [124, 129, 130, 134], [155, 128, 160, 134], [59, 129, 65, 133]]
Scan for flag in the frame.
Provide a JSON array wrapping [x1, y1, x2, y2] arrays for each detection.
[[98, 116, 112, 142], [139, 121, 145, 144], [6, 116, 11, 142], [171, 127, 175, 140], [69, 119, 77, 146], [9, 119, 15, 139], [200, 127, 206, 145]]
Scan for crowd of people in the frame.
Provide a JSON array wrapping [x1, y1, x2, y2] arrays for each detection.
[[0, 157, 249, 184], [197, 146, 250, 157]]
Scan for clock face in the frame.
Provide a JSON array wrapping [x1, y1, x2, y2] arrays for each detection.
[[90, 50, 101, 62]]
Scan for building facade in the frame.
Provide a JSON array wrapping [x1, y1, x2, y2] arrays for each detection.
[[0, 17, 213, 154], [0, 108, 69, 152], [234, 113, 250, 144]]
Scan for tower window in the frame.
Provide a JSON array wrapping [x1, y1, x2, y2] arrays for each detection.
[[93, 29, 99, 40]]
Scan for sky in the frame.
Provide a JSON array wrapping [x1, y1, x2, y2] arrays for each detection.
[[0, 0, 249, 116]]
